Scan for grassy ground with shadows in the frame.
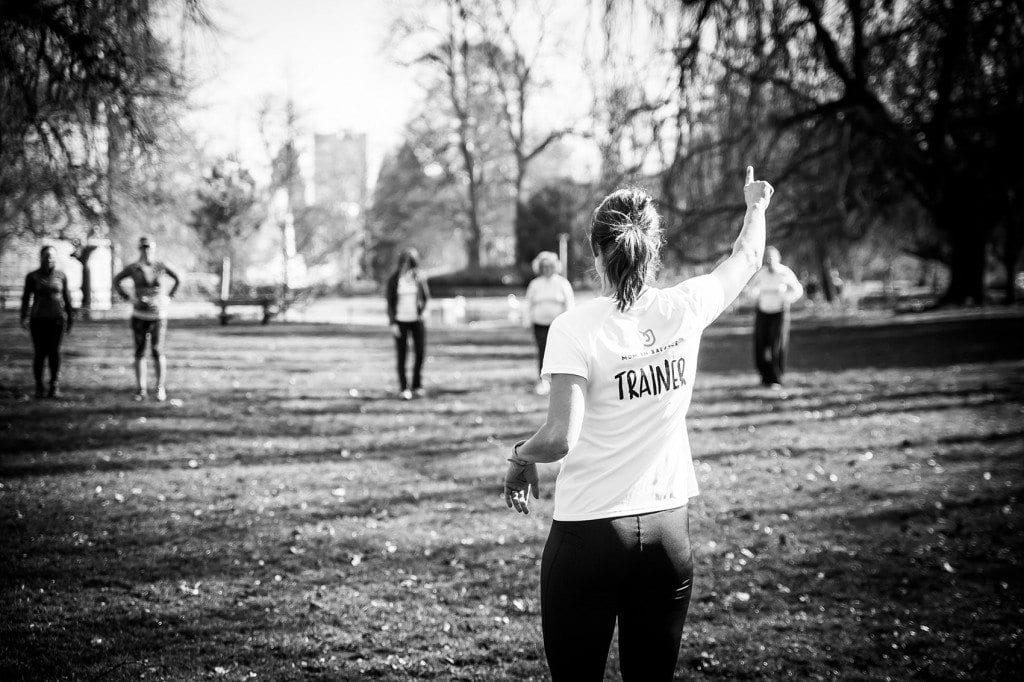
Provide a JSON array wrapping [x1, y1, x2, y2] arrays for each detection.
[[1, 309, 1022, 680]]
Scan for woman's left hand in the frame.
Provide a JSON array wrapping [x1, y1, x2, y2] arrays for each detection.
[[504, 461, 540, 515]]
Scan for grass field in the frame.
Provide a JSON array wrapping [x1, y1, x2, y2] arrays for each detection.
[[1, 310, 1023, 680]]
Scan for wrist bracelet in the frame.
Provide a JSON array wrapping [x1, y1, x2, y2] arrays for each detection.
[[508, 440, 531, 466]]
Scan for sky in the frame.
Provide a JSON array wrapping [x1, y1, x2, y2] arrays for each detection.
[[185, 0, 419, 180], [182, 0, 632, 187]]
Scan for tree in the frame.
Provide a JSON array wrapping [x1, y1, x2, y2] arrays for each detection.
[[365, 141, 465, 280], [392, 0, 527, 270], [473, 0, 572, 265], [649, 0, 1024, 304], [0, 0, 211, 305], [188, 158, 263, 271], [516, 183, 592, 282]]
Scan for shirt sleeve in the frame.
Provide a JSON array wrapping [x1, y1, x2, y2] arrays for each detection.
[[672, 274, 727, 329], [525, 279, 537, 303], [540, 316, 589, 380]]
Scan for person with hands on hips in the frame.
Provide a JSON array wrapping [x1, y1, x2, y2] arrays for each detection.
[[113, 236, 181, 402], [385, 248, 431, 400], [504, 167, 774, 681], [20, 245, 75, 399]]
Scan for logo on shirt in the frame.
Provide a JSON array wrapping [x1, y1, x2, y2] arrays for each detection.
[[640, 329, 656, 347]]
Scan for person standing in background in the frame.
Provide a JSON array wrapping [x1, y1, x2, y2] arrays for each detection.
[[20, 245, 75, 399], [113, 237, 181, 402], [386, 248, 430, 400], [748, 246, 803, 387], [525, 251, 575, 396]]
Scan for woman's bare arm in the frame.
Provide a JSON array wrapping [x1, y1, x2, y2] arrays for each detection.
[[503, 373, 587, 514], [711, 166, 774, 306]]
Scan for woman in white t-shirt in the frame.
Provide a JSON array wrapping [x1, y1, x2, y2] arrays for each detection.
[[525, 251, 575, 396], [503, 167, 774, 680]]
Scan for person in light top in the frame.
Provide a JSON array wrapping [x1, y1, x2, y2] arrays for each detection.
[[113, 237, 181, 402], [385, 248, 431, 400], [503, 168, 774, 680], [747, 245, 803, 387], [525, 251, 575, 396]]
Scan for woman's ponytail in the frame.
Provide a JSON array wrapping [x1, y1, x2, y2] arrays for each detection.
[[590, 188, 662, 311]]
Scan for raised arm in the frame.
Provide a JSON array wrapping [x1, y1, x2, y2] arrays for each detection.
[[711, 166, 774, 306]]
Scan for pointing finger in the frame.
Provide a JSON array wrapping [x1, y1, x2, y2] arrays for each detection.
[[745, 166, 754, 185]]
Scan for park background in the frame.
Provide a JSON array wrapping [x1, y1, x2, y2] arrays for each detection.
[[2, 0, 1023, 679]]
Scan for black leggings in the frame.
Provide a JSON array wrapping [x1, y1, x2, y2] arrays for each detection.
[[394, 320, 425, 390], [533, 324, 550, 374], [30, 318, 65, 387], [754, 309, 790, 384], [541, 504, 693, 681]]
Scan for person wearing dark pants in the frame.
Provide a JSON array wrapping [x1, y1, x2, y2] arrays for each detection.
[[532, 323, 549, 371], [20, 245, 75, 399], [541, 506, 693, 680], [385, 248, 430, 400], [394, 319, 426, 396], [748, 246, 802, 387], [753, 307, 790, 385], [504, 168, 775, 680]]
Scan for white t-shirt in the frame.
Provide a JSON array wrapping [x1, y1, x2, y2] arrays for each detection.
[[540, 275, 726, 521], [526, 274, 575, 325], [395, 274, 419, 322], [749, 265, 803, 313]]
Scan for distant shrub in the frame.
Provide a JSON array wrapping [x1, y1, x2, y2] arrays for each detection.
[[427, 266, 525, 297]]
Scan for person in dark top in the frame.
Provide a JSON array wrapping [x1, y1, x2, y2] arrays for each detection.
[[20, 245, 75, 399], [385, 248, 430, 399]]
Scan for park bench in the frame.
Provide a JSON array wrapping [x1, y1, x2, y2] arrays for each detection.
[[214, 286, 318, 325], [215, 296, 279, 325]]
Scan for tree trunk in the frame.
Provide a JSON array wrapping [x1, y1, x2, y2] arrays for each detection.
[[816, 239, 836, 303], [464, 202, 481, 270], [1004, 224, 1022, 304], [940, 217, 988, 305]]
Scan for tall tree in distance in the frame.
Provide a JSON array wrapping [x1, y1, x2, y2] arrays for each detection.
[[474, 0, 573, 268], [188, 157, 263, 272], [391, 0, 488, 269], [365, 141, 465, 279]]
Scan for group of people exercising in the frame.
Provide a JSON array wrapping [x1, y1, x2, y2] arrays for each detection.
[[18, 167, 792, 680]]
